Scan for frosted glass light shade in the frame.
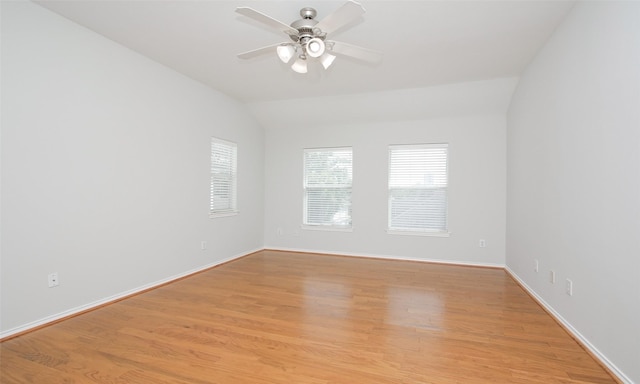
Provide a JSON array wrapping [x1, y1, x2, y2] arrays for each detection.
[[320, 53, 336, 69], [277, 45, 296, 63], [306, 38, 325, 58], [291, 57, 308, 73]]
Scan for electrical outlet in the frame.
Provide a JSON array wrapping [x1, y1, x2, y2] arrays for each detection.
[[201, 241, 207, 250], [534, 259, 539, 272], [566, 279, 573, 296], [549, 270, 556, 284], [479, 239, 486, 248], [48, 272, 59, 288]]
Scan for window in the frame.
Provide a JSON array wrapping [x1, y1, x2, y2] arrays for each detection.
[[388, 143, 449, 235], [303, 147, 353, 230], [210, 137, 237, 217]]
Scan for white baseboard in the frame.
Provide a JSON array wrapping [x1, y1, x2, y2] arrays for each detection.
[[0, 248, 260, 340], [505, 267, 632, 384], [264, 246, 505, 269]]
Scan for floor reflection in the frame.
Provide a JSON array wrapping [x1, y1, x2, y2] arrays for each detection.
[[384, 287, 444, 331]]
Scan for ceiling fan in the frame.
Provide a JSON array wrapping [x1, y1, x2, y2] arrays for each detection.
[[236, 0, 382, 74]]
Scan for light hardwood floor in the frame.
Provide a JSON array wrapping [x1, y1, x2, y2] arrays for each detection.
[[1, 250, 617, 383]]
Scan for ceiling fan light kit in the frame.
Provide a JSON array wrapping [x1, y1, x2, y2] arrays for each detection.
[[236, 0, 382, 74]]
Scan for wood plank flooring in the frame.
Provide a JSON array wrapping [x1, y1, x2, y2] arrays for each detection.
[[1, 250, 617, 383]]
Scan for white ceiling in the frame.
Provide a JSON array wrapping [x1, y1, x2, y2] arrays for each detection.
[[34, 0, 575, 103]]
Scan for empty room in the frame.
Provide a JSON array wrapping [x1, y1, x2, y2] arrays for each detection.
[[1, 0, 639, 383]]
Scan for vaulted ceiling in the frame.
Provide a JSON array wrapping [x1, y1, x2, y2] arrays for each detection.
[[34, 1, 574, 103]]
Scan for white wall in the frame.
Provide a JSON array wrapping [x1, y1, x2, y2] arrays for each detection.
[[506, 2, 640, 383], [0, 1, 264, 336], [259, 80, 512, 266], [3, 1, 636, 381]]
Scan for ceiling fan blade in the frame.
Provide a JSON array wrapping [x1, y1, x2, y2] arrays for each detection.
[[237, 44, 282, 60], [327, 41, 383, 63], [314, 0, 365, 34], [236, 7, 299, 36]]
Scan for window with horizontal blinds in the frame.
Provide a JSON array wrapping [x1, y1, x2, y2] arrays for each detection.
[[388, 143, 448, 234], [210, 137, 237, 217], [303, 147, 353, 229]]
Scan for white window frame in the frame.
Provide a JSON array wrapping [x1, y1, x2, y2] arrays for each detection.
[[303, 147, 353, 231], [210, 137, 238, 218], [388, 143, 449, 236]]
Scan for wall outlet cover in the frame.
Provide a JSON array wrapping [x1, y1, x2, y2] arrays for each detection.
[[48, 272, 59, 288], [566, 279, 573, 296]]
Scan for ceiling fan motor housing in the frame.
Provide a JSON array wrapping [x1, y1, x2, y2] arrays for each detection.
[[289, 7, 325, 45]]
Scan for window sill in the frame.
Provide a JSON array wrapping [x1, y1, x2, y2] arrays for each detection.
[[387, 229, 450, 237], [209, 211, 238, 219], [302, 225, 353, 233]]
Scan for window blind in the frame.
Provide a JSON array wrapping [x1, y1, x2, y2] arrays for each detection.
[[210, 138, 237, 216], [303, 148, 353, 228], [388, 144, 448, 233]]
